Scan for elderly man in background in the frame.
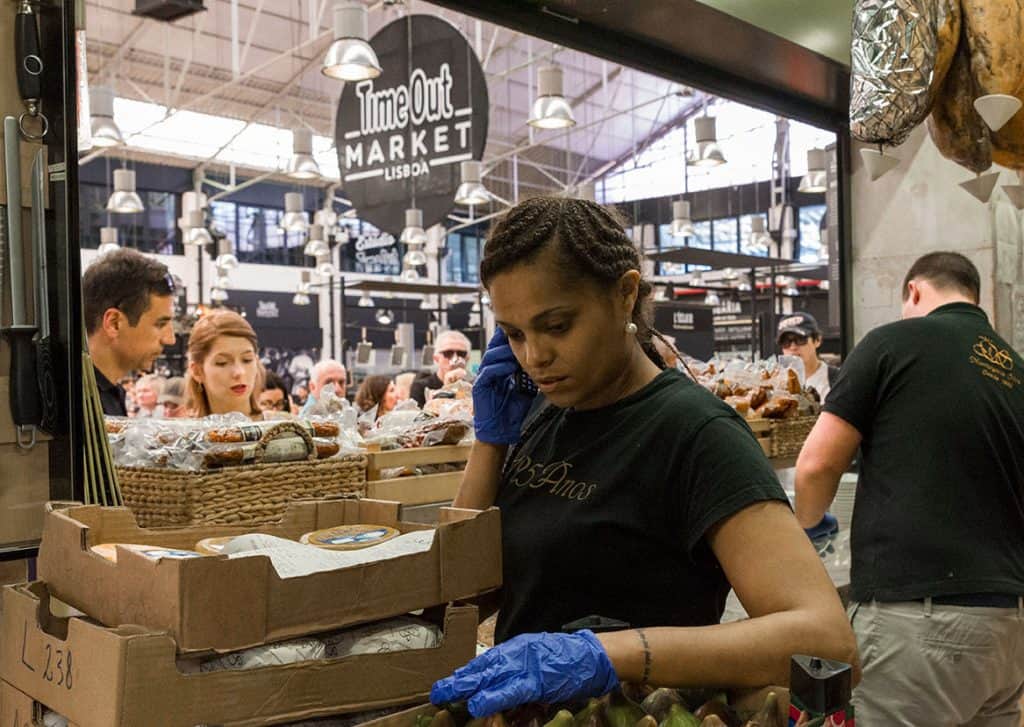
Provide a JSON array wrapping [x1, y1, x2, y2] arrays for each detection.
[[299, 359, 348, 416], [410, 330, 472, 407]]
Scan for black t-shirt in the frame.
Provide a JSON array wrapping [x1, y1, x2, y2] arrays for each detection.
[[95, 366, 128, 417], [409, 372, 442, 407], [493, 368, 788, 642], [825, 302, 1024, 602]]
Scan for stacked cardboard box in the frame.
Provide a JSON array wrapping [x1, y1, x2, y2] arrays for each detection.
[[0, 498, 502, 726]]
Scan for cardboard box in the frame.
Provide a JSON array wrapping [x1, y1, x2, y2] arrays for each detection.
[[365, 445, 470, 481], [0, 441, 50, 545], [0, 583, 477, 727], [366, 472, 463, 507], [1, 680, 80, 726], [37, 498, 501, 652]]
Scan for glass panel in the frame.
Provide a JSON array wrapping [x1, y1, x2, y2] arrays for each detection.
[[78, 183, 107, 249], [448, 233, 464, 283], [210, 201, 237, 245], [798, 204, 827, 263], [739, 213, 769, 257], [712, 217, 739, 253]]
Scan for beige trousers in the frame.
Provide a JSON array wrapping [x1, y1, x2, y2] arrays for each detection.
[[850, 599, 1024, 727]]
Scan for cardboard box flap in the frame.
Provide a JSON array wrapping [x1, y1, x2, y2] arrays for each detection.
[[439, 508, 501, 602]]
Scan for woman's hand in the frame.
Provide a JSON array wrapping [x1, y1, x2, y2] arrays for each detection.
[[472, 329, 536, 445], [430, 630, 619, 717]]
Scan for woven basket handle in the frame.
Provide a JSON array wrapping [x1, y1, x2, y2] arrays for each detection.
[[252, 421, 318, 463]]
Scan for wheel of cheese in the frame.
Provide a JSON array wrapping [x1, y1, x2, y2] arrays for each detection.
[[300, 524, 401, 550], [90, 543, 204, 563], [927, 30, 993, 174], [194, 536, 238, 556]]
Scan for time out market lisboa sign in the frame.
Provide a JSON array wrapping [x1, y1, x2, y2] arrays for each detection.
[[335, 15, 489, 236]]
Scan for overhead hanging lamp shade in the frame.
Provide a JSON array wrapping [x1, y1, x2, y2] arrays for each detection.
[[314, 205, 339, 229], [292, 292, 311, 306], [316, 252, 337, 277], [670, 200, 694, 238], [304, 224, 330, 257], [98, 226, 120, 256], [357, 293, 375, 308], [399, 208, 427, 245], [528, 66, 576, 129], [322, 2, 382, 81], [375, 308, 394, 326], [215, 238, 239, 269], [687, 116, 726, 167], [106, 169, 144, 214], [454, 160, 490, 206], [210, 287, 229, 303], [282, 192, 309, 232], [400, 267, 421, 282], [214, 272, 231, 290], [703, 291, 720, 307], [287, 128, 321, 179], [90, 86, 124, 148], [185, 209, 213, 246], [798, 148, 828, 193]]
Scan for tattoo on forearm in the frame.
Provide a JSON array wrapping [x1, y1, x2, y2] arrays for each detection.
[[636, 628, 652, 684]]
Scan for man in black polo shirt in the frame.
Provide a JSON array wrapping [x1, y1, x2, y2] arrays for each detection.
[[83, 249, 177, 416], [795, 252, 1024, 725]]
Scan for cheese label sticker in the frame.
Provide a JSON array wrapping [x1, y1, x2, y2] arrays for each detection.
[[323, 528, 391, 545]]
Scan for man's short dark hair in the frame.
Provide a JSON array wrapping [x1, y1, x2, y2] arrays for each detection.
[[83, 249, 173, 334], [902, 252, 980, 304]]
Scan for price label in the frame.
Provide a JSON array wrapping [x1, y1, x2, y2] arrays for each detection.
[[19, 620, 73, 691]]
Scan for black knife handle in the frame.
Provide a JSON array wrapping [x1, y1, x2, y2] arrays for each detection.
[[35, 338, 58, 434], [16, 6, 43, 105], [3, 325, 41, 428]]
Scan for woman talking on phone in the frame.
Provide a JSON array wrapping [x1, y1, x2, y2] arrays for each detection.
[[432, 197, 856, 717]]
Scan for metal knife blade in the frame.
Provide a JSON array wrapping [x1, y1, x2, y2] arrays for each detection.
[[3, 117, 25, 326], [31, 148, 46, 336]]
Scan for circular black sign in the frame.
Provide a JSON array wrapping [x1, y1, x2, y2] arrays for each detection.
[[335, 15, 489, 236]]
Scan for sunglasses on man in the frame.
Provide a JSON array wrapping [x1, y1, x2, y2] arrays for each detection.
[[438, 349, 468, 360], [779, 333, 810, 348]]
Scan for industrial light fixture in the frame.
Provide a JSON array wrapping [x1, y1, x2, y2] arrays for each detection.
[[375, 309, 394, 326], [293, 271, 312, 306], [98, 226, 120, 255], [401, 208, 428, 268], [185, 209, 213, 246], [798, 148, 828, 193], [287, 128, 320, 180], [210, 286, 229, 303], [106, 169, 144, 214], [746, 216, 771, 253], [400, 268, 421, 282], [703, 290, 721, 307], [316, 252, 337, 277], [670, 200, 694, 238], [314, 205, 339, 229], [213, 268, 231, 290], [722, 267, 738, 281], [687, 116, 726, 167], [357, 292, 375, 308], [214, 238, 239, 270], [322, 1, 381, 82], [454, 160, 490, 206], [304, 224, 330, 257], [282, 192, 309, 232], [737, 278, 753, 293], [783, 283, 801, 297], [90, 86, 124, 148], [528, 65, 576, 129]]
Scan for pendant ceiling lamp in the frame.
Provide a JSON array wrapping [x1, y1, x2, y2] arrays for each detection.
[[322, 2, 381, 82], [304, 224, 330, 257], [185, 209, 213, 246], [687, 116, 726, 167], [357, 293, 375, 308], [703, 290, 720, 307], [210, 286, 229, 303], [670, 200, 694, 238], [293, 271, 312, 306], [798, 148, 828, 193], [454, 160, 490, 206], [287, 128, 320, 180], [98, 226, 120, 256], [282, 192, 309, 232], [90, 86, 124, 148], [528, 65, 576, 129], [400, 268, 421, 282], [106, 169, 144, 214], [316, 252, 337, 277], [215, 238, 239, 270], [401, 208, 428, 267]]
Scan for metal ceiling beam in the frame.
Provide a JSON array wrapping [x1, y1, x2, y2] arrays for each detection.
[[239, 0, 268, 71], [170, 11, 209, 110], [91, 19, 148, 82]]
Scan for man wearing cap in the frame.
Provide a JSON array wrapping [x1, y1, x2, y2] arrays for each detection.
[[794, 252, 1024, 725], [777, 311, 837, 401], [83, 249, 177, 417]]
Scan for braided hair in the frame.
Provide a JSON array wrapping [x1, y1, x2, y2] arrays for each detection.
[[481, 196, 676, 368]]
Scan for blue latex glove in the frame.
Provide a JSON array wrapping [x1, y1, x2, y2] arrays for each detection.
[[805, 512, 839, 540], [431, 630, 619, 717], [472, 329, 536, 445]]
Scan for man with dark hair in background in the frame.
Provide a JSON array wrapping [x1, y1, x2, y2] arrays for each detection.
[[83, 249, 177, 416], [795, 251, 1024, 725]]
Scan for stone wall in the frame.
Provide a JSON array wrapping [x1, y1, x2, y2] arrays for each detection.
[[850, 125, 1024, 351]]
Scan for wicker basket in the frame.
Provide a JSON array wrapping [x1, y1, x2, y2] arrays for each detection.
[[767, 415, 818, 458], [118, 420, 368, 527]]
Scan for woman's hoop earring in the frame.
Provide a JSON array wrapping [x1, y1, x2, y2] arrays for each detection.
[[626, 322, 638, 335]]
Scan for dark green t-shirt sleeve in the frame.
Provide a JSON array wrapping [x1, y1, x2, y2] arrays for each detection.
[[823, 329, 887, 436], [681, 414, 789, 554]]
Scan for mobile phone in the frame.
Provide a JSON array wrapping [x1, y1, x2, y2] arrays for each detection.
[[514, 369, 538, 396]]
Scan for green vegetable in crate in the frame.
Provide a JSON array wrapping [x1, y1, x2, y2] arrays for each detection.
[[693, 697, 739, 727], [658, 703, 701, 727], [636, 716, 659, 727], [640, 688, 687, 722], [605, 689, 646, 727], [417, 714, 436, 727], [741, 692, 782, 727], [432, 711, 457, 727], [574, 698, 610, 727], [543, 710, 575, 727]]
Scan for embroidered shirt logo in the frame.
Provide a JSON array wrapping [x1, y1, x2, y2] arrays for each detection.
[[969, 335, 1020, 389]]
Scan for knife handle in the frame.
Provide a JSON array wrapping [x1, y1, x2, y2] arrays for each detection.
[[15, 6, 43, 105], [3, 325, 41, 429]]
